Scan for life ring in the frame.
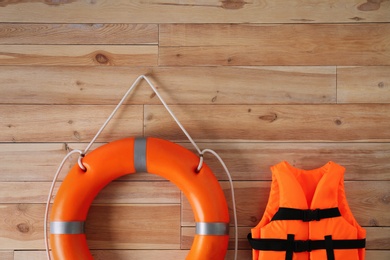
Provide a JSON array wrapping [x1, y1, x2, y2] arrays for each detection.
[[50, 137, 230, 259]]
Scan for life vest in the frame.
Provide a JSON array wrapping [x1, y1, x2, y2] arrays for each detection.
[[248, 161, 366, 260]]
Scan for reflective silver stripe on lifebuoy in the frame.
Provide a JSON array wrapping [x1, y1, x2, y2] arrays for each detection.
[[50, 221, 85, 234], [134, 137, 147, 172], [195, 222, 229, 235]]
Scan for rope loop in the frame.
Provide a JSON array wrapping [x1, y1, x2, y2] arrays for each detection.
[[78, 153, 86, 171], [45, 75, 238, 260], [196, 153, 204, 173], [44, 149, 84, 260]]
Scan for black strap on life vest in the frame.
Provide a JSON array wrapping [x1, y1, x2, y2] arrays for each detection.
[[271, 207, 341, 222], [247, 233, 366, 260]]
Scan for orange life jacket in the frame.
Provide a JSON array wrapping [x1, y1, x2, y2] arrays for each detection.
[[248, 161, 366, 260]]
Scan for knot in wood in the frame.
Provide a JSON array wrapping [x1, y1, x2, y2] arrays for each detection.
[[369, 218, 379, 226], [17, 204, 28, 212], [221, 0, 246, 9], [349, 17, 365, 21], [146, 114, 153, 121], [358, 0, 385, 11], [44, 0, 75, 6], [377, 81, 385, 88], [95, 53, 109, 64], [73, 131, 81, 140], [17, 223, 30, 233], [259, 113, 278, 123], [382, 194, 389, 204]]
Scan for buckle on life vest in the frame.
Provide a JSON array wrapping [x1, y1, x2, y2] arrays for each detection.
[[303, 209, 321, 222], [294, 240, 312, 252]]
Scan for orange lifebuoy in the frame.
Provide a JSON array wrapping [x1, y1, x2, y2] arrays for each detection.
[[50, 137, 230, 259]]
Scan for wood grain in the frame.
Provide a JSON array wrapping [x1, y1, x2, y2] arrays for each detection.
[[90, 250, 188, 259], [0, 0, 389, 23], [181, 181, 390, 227], [11, 250, 390, 260], [159, 24, 390, 66], [0, 105, 143, 142], [0, 143, 72, 182], [86, 204, 181, 249], [0, 24, 158, 45], [0, 204, 180, 250], [1, 142, 389, 182], [338, 66, 390, 103], [185, 142, 390, 181], [144, 104, 390, 142], [0, 66, 336, 105], [0, 204, 43, 250], [1, 184, 384, 250], [367, 227, 390, 250], [0, 142, 173, 182], [181, 226, 390, 250], [0, 0, 389, 257], [0, 252, 13, 260], [0, 45, 158, 66], [365, 251, 390, 260], [12, 250, 251, 260], [0, 181, 180, 204]]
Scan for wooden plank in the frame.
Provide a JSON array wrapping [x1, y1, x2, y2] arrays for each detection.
[[160, 23, 390, 48], [0, 142, 173, 182], [0, 143, 72, 182], [89, 249, 251, 260], [338, 66, 390, 103], [0, 105, 143, 142], [0, 0, 389, 23], [182, 226, 390, 250], [346, 182, 390, 227], [182, 181, 390, 227], [144, 104, 390, 142], [0, 66, 156, 105], [366, 251, 390, 260], [12, 250, 250, 260], [12, 249, 390, 260], [0, 204, 180, 250], [185, 142, 390, 181], [90, 250, 188, 259], [0, 181, 180, 204], [0, 45, 158, 66], [92, 181, 180, 204], [2, 142, 389, 182], [368, 227, 390, 250], [0, 24, 158, 45], [0, 251, 13, 260], [0, 204, 43, 250], [0, 66, 336, 105], [159, 24, 390, 66], [86, 204, 180, 249]]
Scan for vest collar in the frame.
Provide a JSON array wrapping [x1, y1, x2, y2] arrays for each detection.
[[272, 161, 345, 209]]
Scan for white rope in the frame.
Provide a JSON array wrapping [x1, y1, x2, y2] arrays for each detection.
[[200, 148, 238, 260], [45, 75, 238, 260], [44, 149, 83, 260], [78, 75, 202, 170]]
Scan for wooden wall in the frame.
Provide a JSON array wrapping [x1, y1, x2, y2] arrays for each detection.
[[0, 1, 389, 259]]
